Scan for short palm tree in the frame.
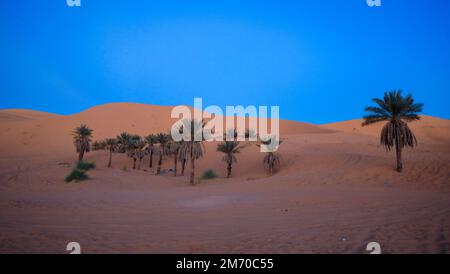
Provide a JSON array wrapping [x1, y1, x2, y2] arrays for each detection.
[[245, 128, 257, 141], [104, 138, 118, 168], [116, 132, 140, 169], [362, 90, 423, 172], [224, 128, 238, 141], [217, 141, 241, 178], [129, 135, 144, 170], [178, 119, 206, 185], [73, 124, 93, 161], [263, 152, 281, 175], [92, 140, 103, 151], [144, 134, 158, 168], [134, 138, 146, 170], [116, 132, 131, 153], [155, 133, 171, 175], [258, 136, 282, 175]]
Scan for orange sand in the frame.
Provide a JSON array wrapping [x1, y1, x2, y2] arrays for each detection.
[[0, 103, 449, 253]]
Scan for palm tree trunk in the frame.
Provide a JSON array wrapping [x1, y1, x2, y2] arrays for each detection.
[[133, 158, 136, 169], [173, 157, 178, 176], [108, 149, 113, 168], [137, 157, 141, 170], [227, 162, 232, 178], [78, 150, 84, 161], [157, 154, 162, 175], [181, 158, 186, 175], [395, 143, 403, 172], [190, 157, 195, 185], [149, 150, 153, 168]]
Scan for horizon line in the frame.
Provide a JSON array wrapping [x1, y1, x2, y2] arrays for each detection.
[[0, 101, 447, 125]]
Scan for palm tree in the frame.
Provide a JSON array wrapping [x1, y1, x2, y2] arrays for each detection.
[[217, 141, 241, 178], [180, 154, 188, 176], [116, 132, 139, 169], [263, 151, 281, 175], [155, 133, 171, 175], [245, 128, 257, 141], [116, 132, 131, 153], [73, 124, 93, 161], [92, 140, 103, 151], [178, 119, 206, 185], [104, 138, 118, 168], [128, 135, 144, 170], [169, 138, 182, 176], [144, 134, 158, 168], [134, 138, 146, 170], [362, 90, 423, 172], [258, 136, 282, 175], [224, 128, 238, 141]]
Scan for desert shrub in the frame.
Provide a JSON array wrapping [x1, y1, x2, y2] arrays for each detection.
[[201, 169, 217, 180], [65, 169, 89, 182], [75, 161, 96, 171]]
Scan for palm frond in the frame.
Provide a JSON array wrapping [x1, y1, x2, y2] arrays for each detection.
[[363, 90, 423, 126], [380, 120, 417, 151]]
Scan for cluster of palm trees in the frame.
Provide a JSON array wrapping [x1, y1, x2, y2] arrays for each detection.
[[73, 90, 424, 181], [93, 132, 173, 174], [75, 119, 282, 185]]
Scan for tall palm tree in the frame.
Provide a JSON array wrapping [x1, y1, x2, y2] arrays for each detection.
[[104, 138, 118, 168], [169, 138, 182, 176], [217, 141, 241, 178], [144, 134, 158, 168], [180, 154, 188, 176], [155, 133, 171, 175], [73, 124, 93, 161], [362, 90, 423, 172], [178, 119, 206, 185]]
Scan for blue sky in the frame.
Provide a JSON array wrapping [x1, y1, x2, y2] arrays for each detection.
[[1, 0, 449, 123]]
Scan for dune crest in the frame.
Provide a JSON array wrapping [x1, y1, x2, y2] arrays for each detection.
[[0, 109, 61, 121]]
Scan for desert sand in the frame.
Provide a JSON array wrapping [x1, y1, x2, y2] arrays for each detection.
[[0, 103, 449, 253]]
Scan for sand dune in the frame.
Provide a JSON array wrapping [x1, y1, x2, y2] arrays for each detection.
[[323, 115, 450, 145], [0, 103, 449, 253], [0, 103, 332, 156], [0, 109, 61, 121]]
